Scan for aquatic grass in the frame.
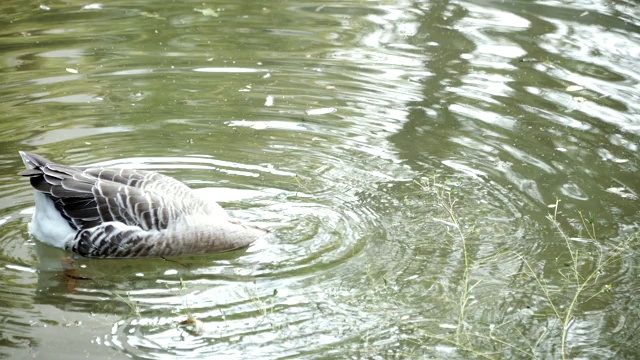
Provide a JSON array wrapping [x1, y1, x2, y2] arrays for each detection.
[[517, 198, 635, 359], [411, 179, 636, 359], [114, 292, 141, 317], [415, 177, 476, 343], [166, 278, 206, 336], [114, 278, 205, 335], [168, 278, 194, 318], [244, 282, 281, 332]]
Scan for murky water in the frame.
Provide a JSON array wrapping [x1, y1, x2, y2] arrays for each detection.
[[1, 0, 639, 358]]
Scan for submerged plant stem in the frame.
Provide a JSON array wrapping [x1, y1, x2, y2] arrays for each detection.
[[432, 180, 472, 342]]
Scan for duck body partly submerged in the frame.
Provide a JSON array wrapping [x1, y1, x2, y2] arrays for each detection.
[[18, 151, 267, 258]]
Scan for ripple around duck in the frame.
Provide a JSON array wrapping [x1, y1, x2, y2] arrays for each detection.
[[2, 0, 639, 357], [1, 145, 391, 357]]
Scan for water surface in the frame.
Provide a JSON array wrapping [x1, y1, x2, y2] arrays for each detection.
[[1, 0, 639, 359]]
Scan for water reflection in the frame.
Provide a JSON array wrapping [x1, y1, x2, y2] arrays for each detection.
[[0, 0, 639, 358]]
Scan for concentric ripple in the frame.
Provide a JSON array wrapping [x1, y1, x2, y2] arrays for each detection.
[[1, 0, 639, 358]]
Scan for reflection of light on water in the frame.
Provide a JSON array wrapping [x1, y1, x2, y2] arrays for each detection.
[[91, 156, 295, 177], [23, 126, 131, 146], [29, 94, 102, 104], [29, 74, 81, 85], [192, 187, 268, 202], [107, 69, 154, 76], [193, 67, 269, 73], [4, 264, 37, 273], [227, 120, 315, 131], [2, 0, 634, 357]]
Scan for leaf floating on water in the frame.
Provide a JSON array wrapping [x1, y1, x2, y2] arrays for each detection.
[[305, 107, 336, 116], [194, 8, 219, 17], [66, 68, 79, 74], [573, 96, 586, 103], [566, 85, 584, 92], [580, 11, 589, 17], [179, 315, 205, 336]]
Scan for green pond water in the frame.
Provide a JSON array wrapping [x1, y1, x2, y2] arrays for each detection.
[[1, 0, 639, 359]]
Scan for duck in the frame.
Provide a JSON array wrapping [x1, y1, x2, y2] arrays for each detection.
[[18, 151, 267, 258]]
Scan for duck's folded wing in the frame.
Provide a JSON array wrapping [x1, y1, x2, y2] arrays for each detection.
[[43, 176, 189, 232], [19, 152, 209, 231], [82, 167, 191, 192], [90, 180, 178, 231]]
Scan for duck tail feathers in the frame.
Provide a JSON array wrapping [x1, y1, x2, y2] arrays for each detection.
[[18, 151, 50, 175]]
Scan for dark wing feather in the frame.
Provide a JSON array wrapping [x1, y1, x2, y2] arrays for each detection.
[[19, 152, 191, 231], [19, 152, 94, 228], [61, 198, 100, 222]]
